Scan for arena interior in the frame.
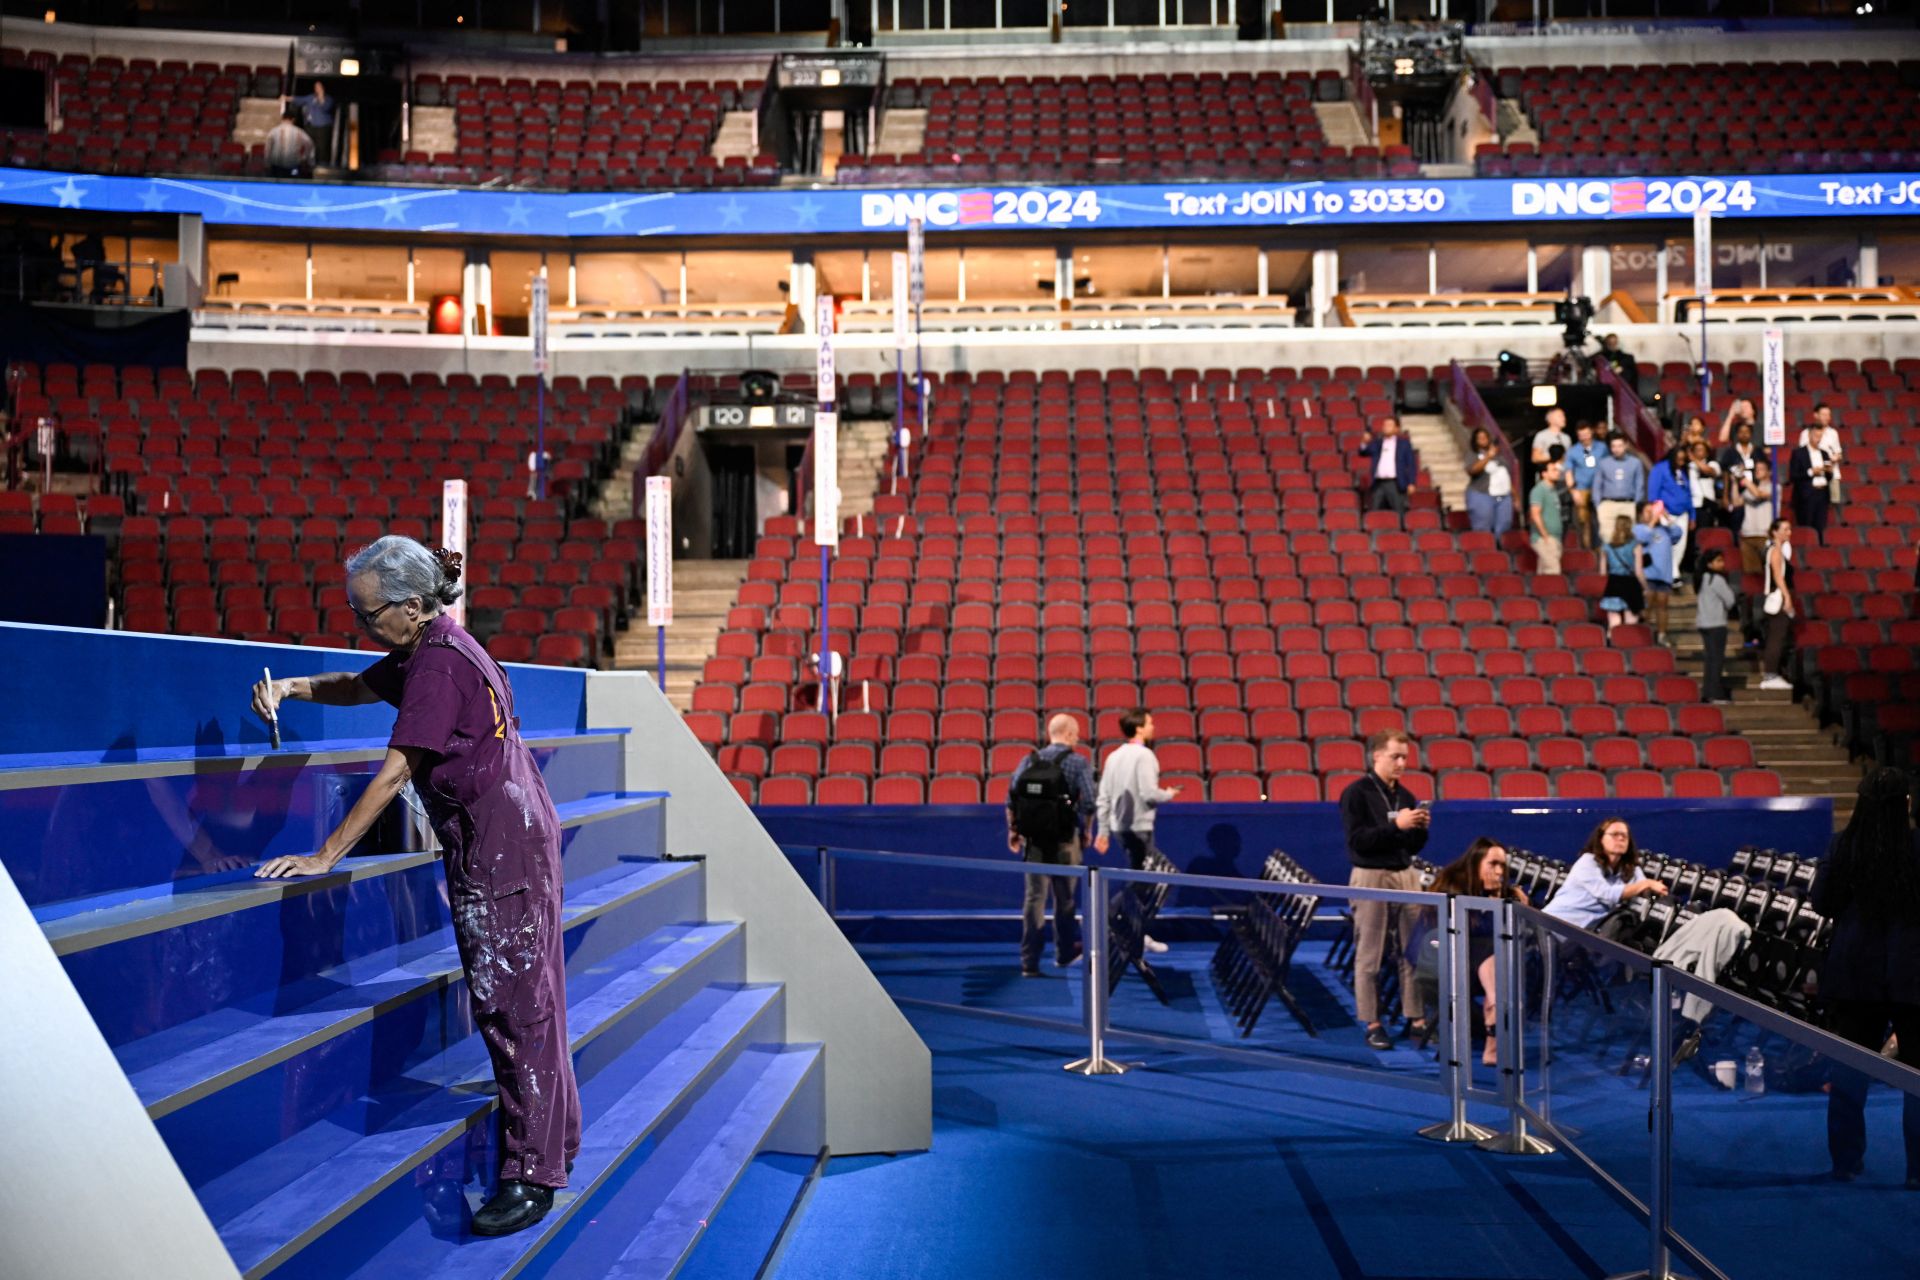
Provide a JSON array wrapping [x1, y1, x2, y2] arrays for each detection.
[[4, 3, 1920, 1277]]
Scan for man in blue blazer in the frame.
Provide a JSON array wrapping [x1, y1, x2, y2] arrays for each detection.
[[1359, 416, 1417, 514]]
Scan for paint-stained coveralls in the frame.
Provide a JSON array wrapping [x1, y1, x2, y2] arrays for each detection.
[[362, 613, 581, 1187]]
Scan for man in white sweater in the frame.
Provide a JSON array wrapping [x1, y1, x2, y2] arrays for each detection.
[[1095, 708, 1180, 953]]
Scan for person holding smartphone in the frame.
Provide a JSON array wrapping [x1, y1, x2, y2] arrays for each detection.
[[1339, 728, 1431, 1051]]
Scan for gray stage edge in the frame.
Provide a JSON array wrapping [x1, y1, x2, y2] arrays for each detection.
[[587, 670, 933, 1156], [0, 860, 243, 1280]]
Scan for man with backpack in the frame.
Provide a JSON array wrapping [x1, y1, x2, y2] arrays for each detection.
[[1008, 713, 1097, 977]]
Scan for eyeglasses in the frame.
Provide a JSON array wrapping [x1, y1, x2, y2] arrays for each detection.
[[351, 599, 403, 628]]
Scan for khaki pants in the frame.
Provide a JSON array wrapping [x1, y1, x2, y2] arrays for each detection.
[[1596, 499, 1639, 544], [1740, 536, 1768, 575], [1351, 866, 1424, 1024], [1532, 534, 1563, 576]]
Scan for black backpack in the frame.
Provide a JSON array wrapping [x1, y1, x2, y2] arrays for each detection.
[[1010, 750, 1077, 845]]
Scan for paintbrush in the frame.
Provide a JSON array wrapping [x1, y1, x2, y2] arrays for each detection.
[[263, 666, 281, 751]]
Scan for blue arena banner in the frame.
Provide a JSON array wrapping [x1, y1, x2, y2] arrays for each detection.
[[4, 166, 1919, 238]]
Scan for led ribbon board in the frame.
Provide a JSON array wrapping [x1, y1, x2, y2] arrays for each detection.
[[5, 167, 1917, 237]]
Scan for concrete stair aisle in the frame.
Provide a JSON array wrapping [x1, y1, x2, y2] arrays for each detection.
[[15, 734, 824, 1280], [590, 429, 651, 523], [231, 98, 284, 152], [1666, 587, 1862, 830], [873, 108, 925, 157], [709, 112, 759, 163], [615, 560, 749, 712], [1399, 412, 1469, 513], [836, 419, 894, 523], [1314, 101, 1371, 150], [1497, 98, 1538, 146], [408, 105, 457, 157]]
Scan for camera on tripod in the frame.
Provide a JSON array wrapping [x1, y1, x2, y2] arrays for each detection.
[[1555, 295, 1594, 350]]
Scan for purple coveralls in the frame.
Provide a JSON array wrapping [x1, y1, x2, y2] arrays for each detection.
[[363, 614, 582, 1188]]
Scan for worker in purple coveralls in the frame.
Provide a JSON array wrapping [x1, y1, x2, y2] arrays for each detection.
[[252, 535, 580, 1238]]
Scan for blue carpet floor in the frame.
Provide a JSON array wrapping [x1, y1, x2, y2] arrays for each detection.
[[770, 942, 1919, 1280]]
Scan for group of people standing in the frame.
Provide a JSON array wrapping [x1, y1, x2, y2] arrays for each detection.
[[1335, 726, 1920, 1187]]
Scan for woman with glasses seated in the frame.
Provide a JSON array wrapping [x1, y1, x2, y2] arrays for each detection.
[[1544, 817, 1749, 1065], [248, 535, 579, 1238], [1414, 838, 1528, 1064]]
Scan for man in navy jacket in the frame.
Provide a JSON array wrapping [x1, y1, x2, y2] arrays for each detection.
[[1359, 416, 1417, 514]]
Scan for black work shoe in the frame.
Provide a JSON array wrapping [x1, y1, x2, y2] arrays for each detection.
[[471, 1181, 555, 1237], [1019, 964, 1042, 977], [1365, 1025, 1394, 1051], [1055, 943, 1084, 968]]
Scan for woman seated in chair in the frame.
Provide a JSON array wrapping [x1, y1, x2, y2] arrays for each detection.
[[1543, 817, 1751, 1064], [1415, 838, 1529, 1064]]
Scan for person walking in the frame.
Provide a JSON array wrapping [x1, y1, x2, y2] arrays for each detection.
[[1529, 457, 1566, 576], [1812, 768, 1920, 1186], [1599, 513, 1645, 635], [1695, 546, 1738, 704], [1759, 517, 1796, 691], [1008, 714, 1095, 977], [1094, 708, 1179, 954], [264, 107, 316, 178], [1593, 432, 1647, 543], [1566, 420, 1603, 549], [1339, 728, 1430, 1051], [1648, 448, 1696, 576]]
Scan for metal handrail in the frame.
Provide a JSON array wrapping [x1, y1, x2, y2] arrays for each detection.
[[629, 370, 689, 518], [785, 842, 1469, 1120]]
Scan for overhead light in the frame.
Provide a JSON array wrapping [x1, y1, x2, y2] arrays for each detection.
[[43, 8, 56, 21], [1394, 57, 1415, 76], [821, 68, 842, 87], [339, 57, 360, 76], [1531, 385, 1559, 407]]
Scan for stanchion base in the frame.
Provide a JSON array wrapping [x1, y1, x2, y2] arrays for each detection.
[[1417, 1118, 1496, 1144], [1063, 1057, 1131, 1076], [1476, 1129, 1557, 1155]]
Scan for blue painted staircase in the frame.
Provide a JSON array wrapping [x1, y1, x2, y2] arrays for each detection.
[[5, 727, 825, 1280]]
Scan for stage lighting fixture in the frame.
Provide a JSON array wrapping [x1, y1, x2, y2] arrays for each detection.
[[1497, 350, 1527, 382], [1531, 385, 1559, 408]]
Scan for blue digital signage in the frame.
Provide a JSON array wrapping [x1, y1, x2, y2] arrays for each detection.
[[4, 166, 1916, 239]]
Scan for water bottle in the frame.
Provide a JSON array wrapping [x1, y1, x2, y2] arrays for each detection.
[[1744, 1046, 1766, 1095]]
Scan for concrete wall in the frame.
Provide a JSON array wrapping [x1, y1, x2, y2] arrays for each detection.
[[584, 671, 932, 1157], [0, 860, 242, 1280], [191, 320, 1920, 385], [1470, 28, 1920, 70]]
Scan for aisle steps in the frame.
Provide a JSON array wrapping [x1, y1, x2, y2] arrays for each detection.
[[10, 727, 825, 1280]]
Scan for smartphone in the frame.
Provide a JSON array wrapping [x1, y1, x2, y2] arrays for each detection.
[[1417, 800, 1432, 811]]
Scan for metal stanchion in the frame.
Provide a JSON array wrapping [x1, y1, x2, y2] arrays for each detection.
[[1478, 899, 1554, 1155], [815, 846, 831, 914], [1065, 867, 1128, 1077], [1421, 894, 1494, 1143], [1537, 927, 1556, 1128], [1608, 962, 1681, 1280]]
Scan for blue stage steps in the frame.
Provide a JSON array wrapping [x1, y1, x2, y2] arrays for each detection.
[[11, 731, 827, 1280]]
